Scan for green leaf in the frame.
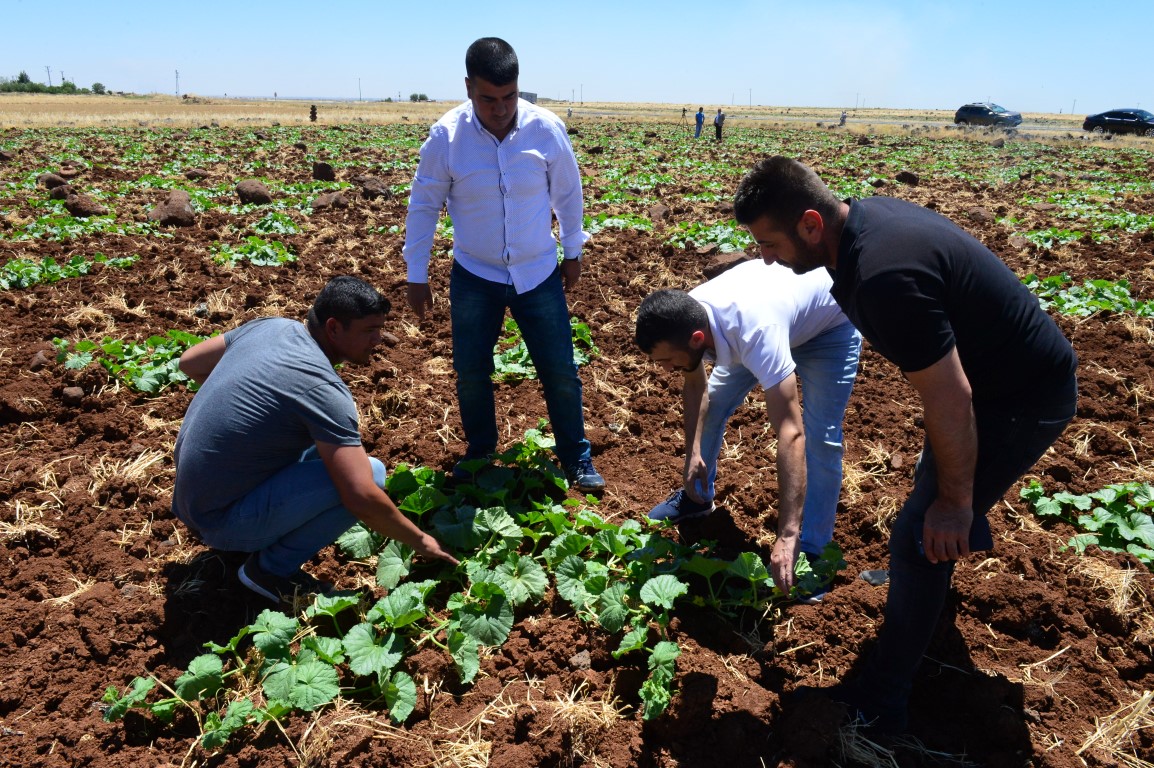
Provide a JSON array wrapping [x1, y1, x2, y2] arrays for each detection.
[[384, 670, 418, 723], [494, 554, 548, 606], [174, 654, 223, 701], [343, 623, 406, 677], [374, 540, 415, 591], [456, 584, 514, 646], [336, 522, 382, 558], [304, 592, 362, 621], [639, 575, 688, 611], [301, 635, 346, 666], [249, 610, 299, 660], [200, 698, 255, 750], [596, 581, 632, 633], [431, 505, 484, 550], [102, 677, 156, 722], [726, 551, 770, 584], [367, 580, 435, 629], [448, 629, 480, 684], [1117, 512, 1154, 548], [287, 659, 341, 711]]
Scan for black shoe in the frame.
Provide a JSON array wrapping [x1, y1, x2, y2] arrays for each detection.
[[238, 553, 331, 605], [565, 458, 605, 493]]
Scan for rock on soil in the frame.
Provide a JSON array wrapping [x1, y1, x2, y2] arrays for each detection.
[[235, 179, 273, 204], [148, 190, 196, 227]]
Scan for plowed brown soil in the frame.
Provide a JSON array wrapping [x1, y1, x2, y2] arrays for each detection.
[[1, 121, 1153, 767]]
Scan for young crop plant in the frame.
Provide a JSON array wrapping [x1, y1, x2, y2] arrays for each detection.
[[1024, 273, 1154, 317], [7, 212, 166, 242], [583, 212, 654, 235], [0, 252, 138, 290], [102, 425, 847, 755], [1021, 480, 1154, 568], [492, 317, 600, 382], [665, 220, 753, 254], [212, 236, 297, 267], [52, 330, 208, 393]]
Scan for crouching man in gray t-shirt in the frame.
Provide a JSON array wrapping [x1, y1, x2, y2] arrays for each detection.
[[173, 276, 458, 604]]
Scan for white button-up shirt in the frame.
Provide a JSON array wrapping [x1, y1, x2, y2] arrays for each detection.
[[403, 99, 590, 294]]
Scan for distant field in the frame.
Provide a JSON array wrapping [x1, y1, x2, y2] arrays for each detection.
[[0, 92, 1089, 131]]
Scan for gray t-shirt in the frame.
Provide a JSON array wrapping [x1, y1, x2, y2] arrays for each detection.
[[172, 317, 362, 526]]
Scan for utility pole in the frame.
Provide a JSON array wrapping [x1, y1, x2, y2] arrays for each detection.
[[358, 78, 362, 102], [175, 70, 180, 97], [45, 66, 52, 87]]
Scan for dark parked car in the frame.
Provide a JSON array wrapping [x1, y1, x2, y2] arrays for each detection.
[[1082, 109, 1154, 136], [953, 102, 1023, 127]]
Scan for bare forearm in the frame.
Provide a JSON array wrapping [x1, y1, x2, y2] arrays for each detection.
[[775, 429, 806, 539], [921, 397, 977, 507]]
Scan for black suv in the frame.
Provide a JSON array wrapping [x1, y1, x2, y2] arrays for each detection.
[[953, 102, 1023, 127], [1082, 109, 1154, 136]]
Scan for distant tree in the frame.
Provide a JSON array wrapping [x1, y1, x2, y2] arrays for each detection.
[[409, 93, 419, 102], [16, 70, 31, 84], [92, 82, 106, 95], [418, 93, 428, 102]]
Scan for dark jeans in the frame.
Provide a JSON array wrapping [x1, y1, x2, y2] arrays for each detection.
[[853, 374, 1077, 730], [449, 261, 591, 468]]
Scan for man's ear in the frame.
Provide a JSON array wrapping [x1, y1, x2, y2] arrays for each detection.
[[688, 329, 707, 350], [797, 209, 825, 245], [324, 316, 342, 340]]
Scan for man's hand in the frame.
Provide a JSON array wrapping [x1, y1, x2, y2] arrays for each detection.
[[413, 531, 461, 566], [770, 533, 800, 594], [683, 452, 709, 503], [561, 258, 581, 291], [922, 499, 973, 563], [407, 282, 434, 321]]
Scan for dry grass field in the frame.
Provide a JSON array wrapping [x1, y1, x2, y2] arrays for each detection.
[[0, 92, 1090, 133]]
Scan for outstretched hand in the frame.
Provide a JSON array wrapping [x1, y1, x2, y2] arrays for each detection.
[[414, 533, 460, 567]]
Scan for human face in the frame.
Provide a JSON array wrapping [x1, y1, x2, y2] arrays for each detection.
[[327, 314, 386, 365], [746, 214, 827, 274], [466, 76, 518, 140], [647, 340, 706, 374]]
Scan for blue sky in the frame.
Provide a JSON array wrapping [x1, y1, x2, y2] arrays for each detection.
[[2, 0, 1148, 115]]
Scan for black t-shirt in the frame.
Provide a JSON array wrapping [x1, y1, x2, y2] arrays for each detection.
[[831, 196, 1075, 402]]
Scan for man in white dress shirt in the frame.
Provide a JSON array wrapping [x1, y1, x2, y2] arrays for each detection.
[[402, 37, 603, 492]]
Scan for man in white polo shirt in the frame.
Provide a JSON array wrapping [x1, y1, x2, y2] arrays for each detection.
[[634, 259, 861, 599]]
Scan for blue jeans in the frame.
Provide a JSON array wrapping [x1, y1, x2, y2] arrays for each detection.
[[697, 322, 861, 556], [182, 447, 385, 577], [449, 261, 591, 468], [852, 374, 1077, 731]]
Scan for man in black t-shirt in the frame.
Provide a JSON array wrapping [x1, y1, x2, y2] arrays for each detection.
[[734, 156, 1077, 735]]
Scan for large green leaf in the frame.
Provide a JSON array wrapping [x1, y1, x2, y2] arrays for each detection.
[[174, 654, 223, 701], [343, 623, 405, 677], [384, 670, 418, 723], [494, 554, 548, 606], [640, 575, 688, 611]]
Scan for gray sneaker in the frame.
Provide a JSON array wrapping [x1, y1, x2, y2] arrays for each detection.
[[238, 553, 331, 604]]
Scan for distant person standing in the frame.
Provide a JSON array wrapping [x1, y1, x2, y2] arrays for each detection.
[[402, 37, 605, 493], [839, 110, 847, 126], [714, 108, 725, 141], [695, 107, 705, 138]]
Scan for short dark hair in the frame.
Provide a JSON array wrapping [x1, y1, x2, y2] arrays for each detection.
[[308, 276, 391, 328], [465, 37, 518, 86], [634, 290, 708, 353], [734, 156, 841, 229]]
